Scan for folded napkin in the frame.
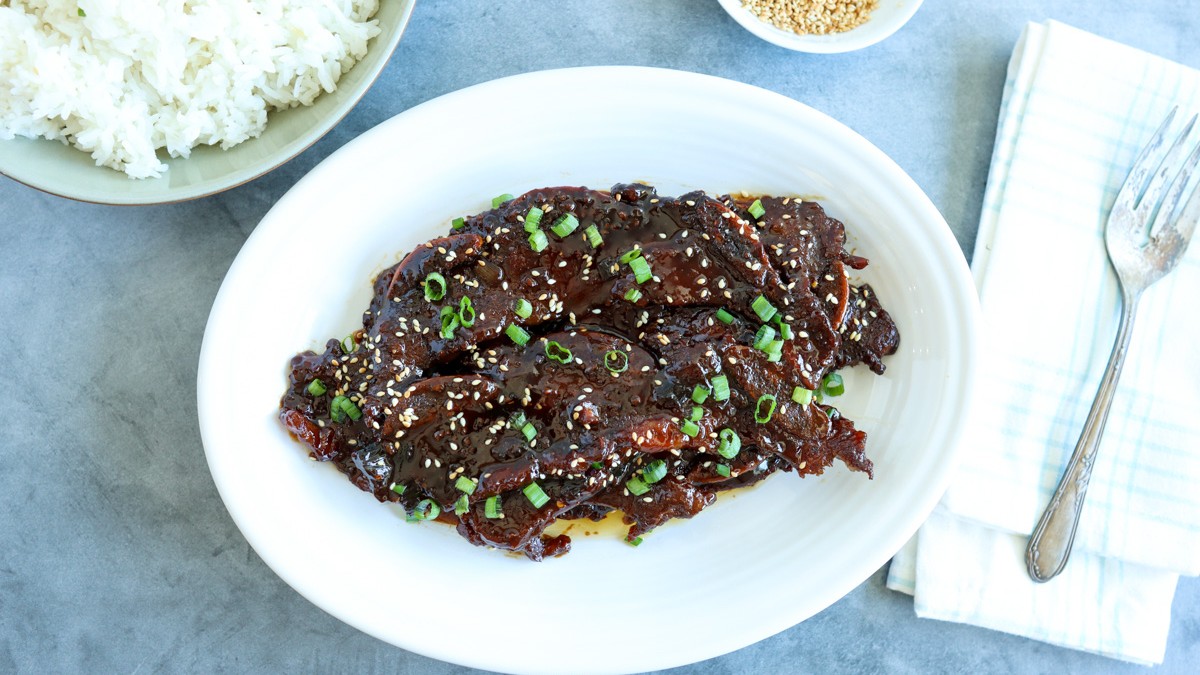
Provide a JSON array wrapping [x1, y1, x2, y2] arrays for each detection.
[[888, 20, 1200, 666]]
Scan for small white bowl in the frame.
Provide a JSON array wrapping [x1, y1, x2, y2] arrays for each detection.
[[0, 0, 416, 205], [717, 0, 924, 53]]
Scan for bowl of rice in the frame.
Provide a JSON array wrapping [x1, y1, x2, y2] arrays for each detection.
[[0, 0, 416, 205], [717, 0, 924, 53]]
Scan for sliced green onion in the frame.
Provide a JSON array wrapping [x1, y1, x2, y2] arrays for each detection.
[[590, 461, 603, 470], [457, 296, 476, 327], [528, 229, 549, 252], [604, 349, 629, 373], [618, 247, 643, 264], [341, 335, 358, 353], [717, 428, 741, 459], [626, 476, 650, 496], [390, 483, 406, 496], [545, 340, 573, 364], [628, 256, 652, 284], [307, 379, 327, 396], [550, 213, 579, 237], [492, 193, 514, 208], [680, 420, 700, 438], [523, 482, 550, 508], [691, 384, 710, 404], [751, 295, 777, 323], [822, 373, 845, 397], [454, 494, 470, 516], [715, 463, 731, 478], [716, 308, 735, 325], [439, 306, 460, 339], [484, 495, 502, 519], [514, 298, 533, 319], [519, 422, 537, 442], [78, 7, 85, 16], [765, 339, 785, 362], [642, 459, 667, 484], [748, 198, 766, 219], [455, 476, 477, 495], [826, 406, 841, 420], [505, 324, 530, 346], [628, 536, 644, 547], [524, 206, 544, 233], [423, 272, 447, 302], [792, 386, 813, 405], [689, 405, 704, 422], [410, 499, 440, 521], [711, 375, 731, 402], [623, 287, 643, 303], [585, 224, 603, 248], [330, 395, 351, 420], [339, 397, 362, 421], [329, 396, 347, 423], [509, 410, 528, 428], [777, 320, 794, 341], [754, 394, 777, 424], [753, 324, 777, 351], [452, 216, 466, 230]]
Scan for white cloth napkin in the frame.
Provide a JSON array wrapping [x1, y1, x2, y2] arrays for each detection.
[[887, 20, 1200, 666]]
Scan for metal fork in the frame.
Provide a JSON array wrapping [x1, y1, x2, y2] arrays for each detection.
[[1025, 107, 1200, 583]]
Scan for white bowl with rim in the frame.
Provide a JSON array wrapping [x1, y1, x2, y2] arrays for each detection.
[[0, 0, 416, 205], [717, 0, 925, 53]]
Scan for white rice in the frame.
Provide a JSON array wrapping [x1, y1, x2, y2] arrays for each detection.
[[0, 0, 381, 178]]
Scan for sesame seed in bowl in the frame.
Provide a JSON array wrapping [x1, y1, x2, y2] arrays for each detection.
[[716, 0, 925, 53]]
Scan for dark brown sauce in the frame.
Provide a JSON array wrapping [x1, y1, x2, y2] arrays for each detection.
[[279, 184, 899, 560]]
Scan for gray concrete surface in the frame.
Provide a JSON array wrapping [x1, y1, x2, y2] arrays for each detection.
[[2, 0, 1198, 673]]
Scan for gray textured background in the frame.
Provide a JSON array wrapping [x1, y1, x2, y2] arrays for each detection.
[[2, 0, 1198, 673]]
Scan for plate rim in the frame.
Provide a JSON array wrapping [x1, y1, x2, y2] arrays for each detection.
[[197, 65, 980, 674]]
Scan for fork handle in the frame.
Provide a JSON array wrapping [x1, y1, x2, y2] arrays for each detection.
[[1025, 290, 1140, 583]]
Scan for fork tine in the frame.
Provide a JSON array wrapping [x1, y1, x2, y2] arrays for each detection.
[[1116, 106, 1178, 213], [1135, 113, 1197, 222], [1175, 173, 1200, 245], [1150, 128, 1200, 241]]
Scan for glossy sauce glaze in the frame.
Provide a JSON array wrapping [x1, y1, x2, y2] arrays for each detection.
[[279, 183, 899, 560]]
